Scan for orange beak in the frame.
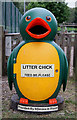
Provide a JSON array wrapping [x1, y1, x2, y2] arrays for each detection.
[[26, 17, 51, 39]]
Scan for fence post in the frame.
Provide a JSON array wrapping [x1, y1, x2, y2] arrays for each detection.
[[75, 34, 77, 79], [1, 27, 6, 76], [66, 34, 71, 64], [0, 26, 2, 77], [60, 33, 64, 50]]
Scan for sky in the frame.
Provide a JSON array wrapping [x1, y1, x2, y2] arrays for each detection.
[[65, 0, 77, 8]]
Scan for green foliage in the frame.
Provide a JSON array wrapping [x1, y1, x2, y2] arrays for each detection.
[[26, 2, 70, 24], [67, 8, 75, 23], [13, 2, 70, 24], [58, 27, 77, 32], [74, 7, 77, 23], [13, 2, 24, 14]]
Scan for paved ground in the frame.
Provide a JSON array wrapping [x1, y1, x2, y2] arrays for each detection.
[[1, 76, 76, 119]]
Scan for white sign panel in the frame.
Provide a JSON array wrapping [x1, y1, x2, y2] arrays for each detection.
[[5, 48, 11, 56], [21, 64, 54, 77], [5, 36, 11, 56], [5, 36, 11, 48], [18, 105, 58, 112]]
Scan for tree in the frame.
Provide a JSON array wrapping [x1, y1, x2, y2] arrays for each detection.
[[13, 2, 70, 24], [67, 8, 75, 23], [26, 2, 70, 24], [13, 2, 24, 14], [74, 7, 77, 23]]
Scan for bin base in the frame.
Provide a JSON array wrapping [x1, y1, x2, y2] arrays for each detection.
[[10, 94, 64, 113]]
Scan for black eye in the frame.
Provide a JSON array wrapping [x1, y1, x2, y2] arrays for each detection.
[[46, 16, 51, 22], [25, 16, 31, 21]]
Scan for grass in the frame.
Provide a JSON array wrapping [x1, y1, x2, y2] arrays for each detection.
[[2, 76, 76, 119], [58, 27, 77, 32], [65, 100, 76, 105]]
